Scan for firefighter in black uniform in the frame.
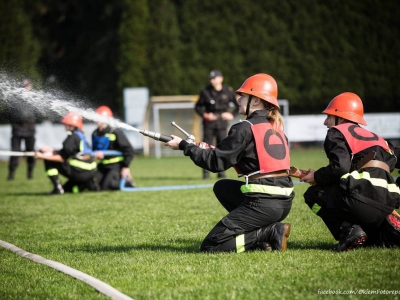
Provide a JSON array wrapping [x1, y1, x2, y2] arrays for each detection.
[[195, 69, 239, 179], [35, 112, 97, 194], [92, 106, 135, 190], [7, 78, 36, 180], [166, 73, 294, 253], [395, 146, 400, 187], [301, 92, 400, 251]]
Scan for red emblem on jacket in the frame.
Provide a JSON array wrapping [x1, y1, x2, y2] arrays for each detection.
[[333, 123, 389, 154]]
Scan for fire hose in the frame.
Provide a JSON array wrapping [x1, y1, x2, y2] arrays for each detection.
[[0, 121, 194, 157], [0, 150, 123, 157]]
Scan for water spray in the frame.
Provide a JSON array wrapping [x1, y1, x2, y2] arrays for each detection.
[[0, 71, 193, 143]]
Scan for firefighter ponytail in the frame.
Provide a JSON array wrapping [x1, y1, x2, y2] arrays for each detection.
[[266, 104, 284, 131]]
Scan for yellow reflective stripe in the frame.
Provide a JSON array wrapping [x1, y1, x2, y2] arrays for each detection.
[[384, 141, 394, 155], [69, 159, 97, 170], [342, 171, 400, 194], [46, 169, 58, 176], [105, 133, 116, 141], [101, 156, 124, 164], [236, 234, 245, 253], [312, 203, 321, 214], [241, 184, 294, 196], [72, 185, 79, 194]]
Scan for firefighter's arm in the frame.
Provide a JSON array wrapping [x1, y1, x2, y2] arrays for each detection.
[[35, 150, 64, 162], [300, 169, 316, 185], [121, 167, 131, 179], [165, 135, 183, 150]]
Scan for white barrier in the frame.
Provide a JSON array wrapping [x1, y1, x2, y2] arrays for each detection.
[[286, 113, 400, 142], [0, 113, 399, 160]]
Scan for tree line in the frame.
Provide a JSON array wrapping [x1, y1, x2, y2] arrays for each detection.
[[1, 0, 399, 120]]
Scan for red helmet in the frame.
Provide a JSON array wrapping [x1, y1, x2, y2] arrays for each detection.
[[61, 112, 83, 130], [236, 73, 279, 108], [323, 92, 366, 125], [95, 105, 113, 118]]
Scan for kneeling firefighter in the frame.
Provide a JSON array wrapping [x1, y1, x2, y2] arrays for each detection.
[[165, 73, 294, 253], [92, 106, 135, 190], [35, 112, 98, 194], [301, 92, 400, 250]]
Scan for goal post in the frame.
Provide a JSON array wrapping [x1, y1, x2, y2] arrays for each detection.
[[143, 96, 289, 158], [142, 95, 200, 157]]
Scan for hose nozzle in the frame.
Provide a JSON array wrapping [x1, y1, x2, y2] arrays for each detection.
[[140, 129, 172, 142]]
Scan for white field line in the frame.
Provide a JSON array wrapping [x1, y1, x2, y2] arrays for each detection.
[[0, 240, 134, 300]]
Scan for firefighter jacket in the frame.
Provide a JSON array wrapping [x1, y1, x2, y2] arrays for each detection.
[[56, 130, 96, 172], [179, 109, 294, 203], [92, 126, 134, 168], [195, 85, 239, 129], [314, 122, 400, 214]]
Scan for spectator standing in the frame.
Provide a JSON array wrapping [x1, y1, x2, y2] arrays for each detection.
[[195, 69, 239, 179], [7, 78, 36, 180]]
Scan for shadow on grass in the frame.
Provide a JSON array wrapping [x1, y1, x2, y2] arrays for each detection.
[[73, 239, 201, 253], [73, 240, 336, 254], [2, 192, 52, 196], [288, 240, 334, 250]]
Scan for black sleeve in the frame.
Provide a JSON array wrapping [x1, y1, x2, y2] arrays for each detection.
[[394, 146, 400, 170], [181, 124, 248, 172], [314, 128, 352, 185], [114, 128, 134, 167], [59, 134, 80, 160], [394, 146, 400, 186], [194, 89, 206, 116]]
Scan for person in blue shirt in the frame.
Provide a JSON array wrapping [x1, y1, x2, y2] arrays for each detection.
[[92, 106, 135, 190]]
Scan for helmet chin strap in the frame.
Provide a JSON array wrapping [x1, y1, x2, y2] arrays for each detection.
[[246, 95, 253, 118], [335, 116, 339, 126]]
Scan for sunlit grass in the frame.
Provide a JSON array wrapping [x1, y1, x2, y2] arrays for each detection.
[[1, 151, 399, 300]]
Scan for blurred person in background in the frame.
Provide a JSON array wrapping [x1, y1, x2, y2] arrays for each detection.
[[301, 92, 400, 251], [7, 78, 36, 180], [195, 69, 239, 179], [166, 73, 294, 253], [35, 112, 98, 194], [92, 106, 135, 190]]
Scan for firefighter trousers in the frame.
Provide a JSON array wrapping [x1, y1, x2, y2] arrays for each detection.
[[44, 160, 96, 192], [304, 184, 388, 244], [9, 135, 35, 175], [200, 179, 292, 253]]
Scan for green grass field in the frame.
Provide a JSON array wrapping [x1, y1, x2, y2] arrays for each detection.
[[1, 148, 399, 300]]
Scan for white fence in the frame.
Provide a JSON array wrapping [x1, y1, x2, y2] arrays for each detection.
[[285, 113, 400, 142], [0, 113, 399, 161]]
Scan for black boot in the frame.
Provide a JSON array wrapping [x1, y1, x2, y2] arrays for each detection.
[[86, 178, 100, 192], [27, 167, 34, 180], [7, 171, 15, 181], [48, 176, 64, 195], [383, 213, 400, 248], [203, 170, 210, 179], [332, 223, 367, 252], [258, 222, 291, 251], [251, 242, 273, 251]]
